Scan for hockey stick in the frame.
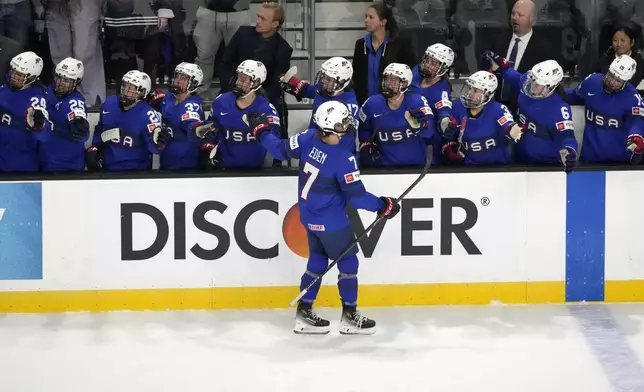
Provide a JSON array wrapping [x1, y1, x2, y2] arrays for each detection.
[[279, 66, 297, 167], [289, 145, 434, 307]]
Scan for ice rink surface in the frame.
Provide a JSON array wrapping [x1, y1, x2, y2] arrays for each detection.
[[1, 304, 644, 392]]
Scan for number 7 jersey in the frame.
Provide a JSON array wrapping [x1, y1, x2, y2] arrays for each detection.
[[258, 128, 383, 232]]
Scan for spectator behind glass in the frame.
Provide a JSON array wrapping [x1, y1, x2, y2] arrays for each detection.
[[351, 2, 417, 106], [0, 35, 23, 78], [193, 0, 250, 94], [102, 0, 175, 92], [0, 0, 41, 47], [596, 22, 644, 91], [219, 2, 292, 167], [45, 0, 105, 107]]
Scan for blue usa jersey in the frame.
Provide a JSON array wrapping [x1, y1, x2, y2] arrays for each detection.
[[159, 92, 204, 170], [358, 93, 435, 166], [0, 82, 51, 172], [91, 95, 162, 171], [258, 128, 384, 232], [211, 92, 280, 168], [300, 84, 359, 154], [565, 73, 644, 163], [39, 86, 88, 171], [452, 99, 514, 164], [410, 66, 453, 164], [500, 68, 578, 164]]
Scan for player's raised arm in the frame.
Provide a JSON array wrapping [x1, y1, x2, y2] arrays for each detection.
[[249, 112, 306, 162], [483, 50, 522, 91]]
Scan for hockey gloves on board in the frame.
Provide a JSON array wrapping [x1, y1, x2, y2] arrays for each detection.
[[359, 141, 380, 166], [69, 117, 90, 142], [147, 88, 166, 110], [405, 108, 430, 130], [481, 50, 511, 73], [559, 146, 578, 173], [194, 117, 220, 139], [85, 146, 104, 172], [627, 134, 644, 165], [442, 141, 465, 162], [378, 197, 400, 219], [25, 106, 48, 131], [440, 116, 459, 141], [279, 66, 307, 101], [247, 112, 271, 140], [152, 124, 171, 150], [199, 142, 220, 168], [505, 124, 524, 143]]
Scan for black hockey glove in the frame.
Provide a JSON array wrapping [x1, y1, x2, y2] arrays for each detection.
[[247, 112, 271, 140], [85, 146, 104, 172], [70, 117, 90, 142], [378, 197, 400, 219]]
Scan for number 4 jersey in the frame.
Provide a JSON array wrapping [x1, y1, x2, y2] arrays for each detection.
[[258, 128, 384, 232]]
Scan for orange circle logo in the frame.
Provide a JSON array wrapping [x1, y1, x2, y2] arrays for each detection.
[[282, 203, 309, 258]]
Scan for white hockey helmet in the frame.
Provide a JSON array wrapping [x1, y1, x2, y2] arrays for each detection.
[[522, 59, 563, 99], [8, 51, 43, 91], [382, 63, 413, 98], [604, 55, 637, 94], [314, 57, 353, 97], [460, 70, 498, 108], [420, 43, 454, 79], [233, 59, 267, 98], [53, 57, 84, 97], [172, 62, 203, 95], [120, 70, 152, 107], [313, 100, 358, 136]]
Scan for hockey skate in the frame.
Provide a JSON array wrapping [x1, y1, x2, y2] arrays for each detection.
[[293, 303, 330, 334], [339, 306, 376, 335]]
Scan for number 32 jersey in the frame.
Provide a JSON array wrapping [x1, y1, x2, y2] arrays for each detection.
[[258, 128, 384, 232]]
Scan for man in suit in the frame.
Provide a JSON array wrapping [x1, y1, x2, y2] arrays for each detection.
[[220, 1, 293, 166], [484, 0, 550, 112]]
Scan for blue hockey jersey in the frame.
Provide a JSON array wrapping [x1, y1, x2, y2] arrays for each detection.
[[565, 73, 644, 163], [299, 84, 359, 154], [39, 86, 88, 171], [0, 82, 52, 172], [452, 99, 515, 165], [410, 67, 454, 164], [158, 92, 204, 170], [258, 128, 384, 232], [91, 95, 162, 171], [358, 92, 435, 166], [211, 92, 280, 168], [500, 68, 578, 164]]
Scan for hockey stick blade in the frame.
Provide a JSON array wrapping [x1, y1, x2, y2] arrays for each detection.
[[283, 66, 298, 82], [289, 146, 434, 306]]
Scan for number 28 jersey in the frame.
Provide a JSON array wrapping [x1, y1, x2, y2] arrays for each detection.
[[259, 128, 383, 232]]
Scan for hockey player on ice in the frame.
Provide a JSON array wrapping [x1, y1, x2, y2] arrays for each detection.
[[147, 62, 207, 170], [0, 51, 51, 172], [442, 71, 519, 165], [86, 70, 169, 171], [564, 55, 644, 164], [410, 43, 458, 164], [483, 52, 578, 171], [247, 100, 401, 335], [39, 57, 90, 172], [358, 62, 436, 167], [198, 60, 281, 169], [279, 57, 359, 154]]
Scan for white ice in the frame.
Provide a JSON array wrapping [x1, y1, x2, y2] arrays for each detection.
[[1, 304, 644, 392]]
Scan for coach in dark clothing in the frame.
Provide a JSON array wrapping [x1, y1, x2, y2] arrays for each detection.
[[220, 2, 292, 166], [220, 2, 292, 109], [352, 2, 417, 105]]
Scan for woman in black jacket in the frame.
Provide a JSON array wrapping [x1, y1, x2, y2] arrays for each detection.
[[595, 22, 644, 92], [352, 2, 417, 105]]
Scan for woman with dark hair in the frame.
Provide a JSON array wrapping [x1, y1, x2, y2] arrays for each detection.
[[595, 22, 644, 90], [351, 2, 417, 105]]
